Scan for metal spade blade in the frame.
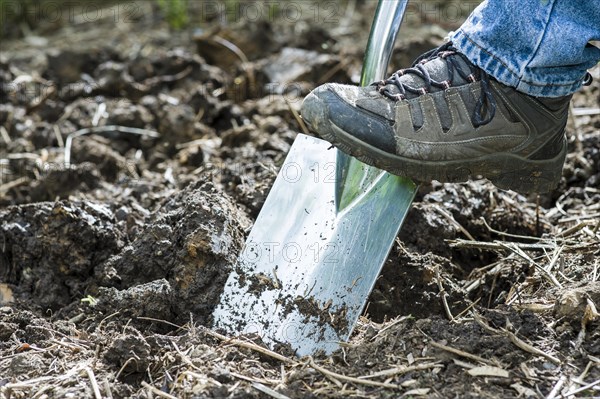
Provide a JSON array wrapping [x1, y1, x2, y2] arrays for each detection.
[[212, 0, 417, 356]]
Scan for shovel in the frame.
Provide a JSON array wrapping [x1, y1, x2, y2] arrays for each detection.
[[212, 0, 417, 356]]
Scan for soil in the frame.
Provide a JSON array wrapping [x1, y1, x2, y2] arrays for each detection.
[[1, 1, 600, 398]]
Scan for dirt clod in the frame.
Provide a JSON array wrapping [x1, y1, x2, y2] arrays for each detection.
[[104, 329, 152, 373], [554, 282, 600, 322], [1, 201, 124, 310]]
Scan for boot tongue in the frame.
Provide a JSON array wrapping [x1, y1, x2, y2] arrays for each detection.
[[381, 53, 473, 99]]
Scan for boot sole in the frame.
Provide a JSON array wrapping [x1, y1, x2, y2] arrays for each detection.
[[310, 119, 565, 195]]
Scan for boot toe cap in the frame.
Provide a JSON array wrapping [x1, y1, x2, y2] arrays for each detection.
[[301, 84, 397, 154]]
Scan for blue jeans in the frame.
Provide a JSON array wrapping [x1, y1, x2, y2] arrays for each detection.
[[450, 0, 600, 97]]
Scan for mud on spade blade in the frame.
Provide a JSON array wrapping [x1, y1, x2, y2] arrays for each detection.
[[212, 134, 416, 356]]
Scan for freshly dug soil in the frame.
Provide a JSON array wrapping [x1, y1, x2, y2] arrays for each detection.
[[1, 1, 599, 398]]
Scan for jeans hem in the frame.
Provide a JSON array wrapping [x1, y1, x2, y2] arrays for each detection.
[[451, 29, 585, 98]]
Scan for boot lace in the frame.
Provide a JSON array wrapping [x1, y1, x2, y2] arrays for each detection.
[[374, 42, 496, 128]]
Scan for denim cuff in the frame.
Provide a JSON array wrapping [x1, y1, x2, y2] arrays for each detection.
[[451, 29, 586, 98]]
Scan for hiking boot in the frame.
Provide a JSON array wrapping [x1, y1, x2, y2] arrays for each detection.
[[301, 42, 581, 194]]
